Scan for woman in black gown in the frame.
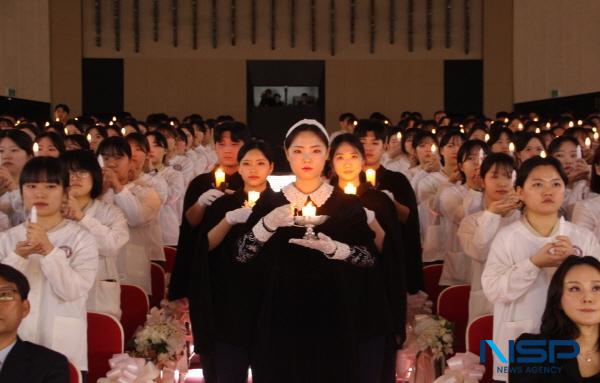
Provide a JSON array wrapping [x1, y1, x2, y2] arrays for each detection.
[[188, 140, 275, 383], [236, 120, 379, 383], [329, 133, 407, 383]]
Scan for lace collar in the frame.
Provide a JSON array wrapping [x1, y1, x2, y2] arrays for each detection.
[[282, 182, 334, 208]]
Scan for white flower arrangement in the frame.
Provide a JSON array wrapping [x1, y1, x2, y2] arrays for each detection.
[[413, 314, 455, 358], [130, 301, 187, 367]]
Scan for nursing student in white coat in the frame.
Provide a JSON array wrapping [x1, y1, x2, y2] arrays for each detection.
[[0, 130, 34, 226], [147, 131, 185, 247], [61, 150, 129, 319], [548, 135, 595, 220], [0, 157, 98, 375], [481, 156, 600, 382], [572, 147, 600, 240], [437, 139, 486, 286], [126, 133, 167, 265], [172, 127, 196, 184], [99, 137, 161, 295], [157, 124, 195, 186], [457, 152, 521, 324]]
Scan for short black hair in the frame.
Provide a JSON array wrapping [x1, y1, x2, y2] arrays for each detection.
[[86, 126, 109, 139], [514, 131, 545, 153], [411, 130, 438, 150], [284, 123, 329, 150], [126, 132, 150, 154], [54, 104, 70, 114], [515, 156, 568, 189], [466, 123, 488, 140], [237, 139, 275, 163], [353, 119, 386, 141], [65, 134, 91, 151], [36, 132, 66, 154], [19, 156, 69, 192], [0, 129, 34, 156], [548, 135, 580, 155], [213, 121, 251, 144], [329, 133, 366, 162], [338, 112, 357, 122], [60, 150, 103, 198], [97, 136, 132, 158], [0, 264, 30, 299], [480, 152, 515, 180], [487, 127, 513, 147]]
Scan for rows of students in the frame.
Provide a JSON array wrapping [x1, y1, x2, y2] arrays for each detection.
[[1, 108, 600, 382]]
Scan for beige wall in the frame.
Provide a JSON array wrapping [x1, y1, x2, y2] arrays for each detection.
[[482, 0, 513, 116], [513, 0, 600, 103], [0, 0, 50, 102]]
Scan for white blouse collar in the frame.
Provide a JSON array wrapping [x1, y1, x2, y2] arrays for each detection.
[[282, 182, 334, 208]]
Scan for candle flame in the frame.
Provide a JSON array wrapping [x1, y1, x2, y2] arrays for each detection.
[[585, 137, 592, 148], [540, 150, 547, 158], [484, 133, 490, 142], [121, 127, 126, 135], [535, 127, 540, 134], [546, 122, 551, 129], [509, 142, 515, 153], [215, 168, 226, 188], [87, 133, 92, 142], [344, 182, 357, 195], [569, 121, 574, 128], [33, 142, 39, 153]]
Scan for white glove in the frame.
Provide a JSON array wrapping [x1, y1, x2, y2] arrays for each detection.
[[289, 232, 350, 260], [225, 207, 252, 225], [197, 189, 225, 207], [363, 208, 375, 224], [381, 189, 395, 201], [252, 204, 294, 242]]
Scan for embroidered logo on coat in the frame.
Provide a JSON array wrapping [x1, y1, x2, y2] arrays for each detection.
[[59, 245, 73, 259], [173, 164, 183, 171]]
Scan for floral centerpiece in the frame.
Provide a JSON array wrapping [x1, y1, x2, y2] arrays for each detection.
[[413, 314, 454, 358]]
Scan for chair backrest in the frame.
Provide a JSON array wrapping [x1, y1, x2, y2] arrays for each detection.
[[68, 360, 81, 383], [466, 314, 494, 383], [164, 246, 177, 274], [87, 312, 124, 383], [120, 283, 149, 345], [150, 262, 166, 308], [437, 284, 471, 353], [422, 264, 444, 313]]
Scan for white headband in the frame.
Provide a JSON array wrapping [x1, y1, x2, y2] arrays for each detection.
[[284, 119, 329, 144]]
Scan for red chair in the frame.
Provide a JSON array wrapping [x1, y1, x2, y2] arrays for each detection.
[[150, 262, 166, 308], [466, 314, 494, 383], [120, 283, 149, 345], [87, 312, 124, 383], [68, 361, 81, 383], [164, 246, 177, 274], [437, 284, 470, 353], [423, 264, 444, 313]]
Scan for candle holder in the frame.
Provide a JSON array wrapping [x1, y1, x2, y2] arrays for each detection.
[[293, 215, 328, 240]]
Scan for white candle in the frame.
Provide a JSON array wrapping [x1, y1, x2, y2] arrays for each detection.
[[33, 142, 39, 153], [214, 168, 225, 188], [484, 133, 490, 142], [577, 120, 583, 126], [121, 127, 126, 136], [576, 145, 582, 159], [109, 121, 114, 126], [533, 117, 539, 122], [384, 120, 390, 125], [511, 170, 517, 185], [64, 127, 69, 135], [396, 132, 402, 141], [98, 155, 105, 168], [55, 117, 59, 122], [87, 133, 92, 142], [518, 123, 524, 131], [478, 148, 485, 163], [365, 169, 376, 186], [569, 121, 574, 128], [509, 142, 515, 153], [540, 150, 547, 158], [170, 121, 175, 126], [30, 206, 38, 223], [460, 128, 465, 134], [594, 132, 599, 141], [353, 120, 358, 126], [585, 137, 592, 149], [546, 122, 551, 129], [112, 116, 117, 122], [45, 121, 50, 127], [247, 191, 260, 207], [431, 128, 436, 135], [302, 201, 316, 217], [344, 182, 357, 195], [431, 144, 437, 153], [535, 127, 540, 134]]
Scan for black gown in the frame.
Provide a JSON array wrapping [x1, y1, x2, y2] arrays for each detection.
[[375, 165, 424, 294], [188, 187, 275, 355], [169, 169, 243, 300], [236, 186, 378, 383]]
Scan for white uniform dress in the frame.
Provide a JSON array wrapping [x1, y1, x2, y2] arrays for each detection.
[[156, 166, 185, 246], [562, 179, 595, 220], [0, 220, 98, 371], [0, 211, 9, 231], [481, 217, 600, 382], [572, 195, 600, 239], [415, 171, 450, 262], [0, 189, 26, 226], [139, 172, 167, 263], [457, 208, 520, 323], [169, 154, 195, 185], [79, 199, 129, 318], [102, 178, 161, 294], [382, 154, 411, 179]]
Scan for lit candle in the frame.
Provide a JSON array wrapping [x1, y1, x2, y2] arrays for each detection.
[[576, 145, 583, 159], [365, 169, 376, 186], [45, 121, 50, 127], [535, 127, 540, 134], [33, 142, 39, 153], [593, 127, 598, 133], [431, 128, 436, 135], [518, 123, 524, 131], [121, 127, 126, 135], [396, 132, 402, 141], [504, 118, 509, 123], [301, 201, 316, 217], [594, 132, 599, 141], [170, 121, 175, 126], [112, 116, 117, 122], [247, 191, 260, 207], [578, 120, 583, 126], [87, 133, 92, 142], [546, 122, 551, 129], [64, 127, 69, 135], [15, 120, 20, 126], [97, 155, 105, 168], [540, 150, 547, 158], [478, 148, 485, 163], [384, 120, 390, 125], [109, 121, 114, 126], [30, 206, 38, 224], [509, 142, 515, 153], [344, 182, 357, 195], [511, 170, 517, 185], [585, 137, 592, 149], [55, 117, 59, 122], [431, 144, 437, 153], [533, 117, 539, 122], [353, 120, 358, 126], [74, 117, 78, 121], [569, 121, 574, 128], [460, 128, 465, 134], [484, 133, 490, 142], [214, 168, 226, 188]]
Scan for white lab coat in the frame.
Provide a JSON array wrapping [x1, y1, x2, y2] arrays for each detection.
[[157, 166, 185, 246], [194, 145, 214, 174], [572, 195, 600, 240], [169, 154, 195, 185], [0, 220, 98, 371], [0, 189, 26, 226], [0, 211, 9, 231], [79, 199, 129, 318], [102, 178, 161, 294], [562, 179, 596, 220], [415, 171, 450, 262], [138, 172, 167, 262], [481, 217, 600, 381], [382, 154, 411, 179], [457, 208, 520, 323], [436, 183, 482, 285]]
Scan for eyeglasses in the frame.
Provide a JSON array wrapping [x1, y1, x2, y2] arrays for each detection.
[[69, 170, 91, 178], [0, 289, 19, 302]]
